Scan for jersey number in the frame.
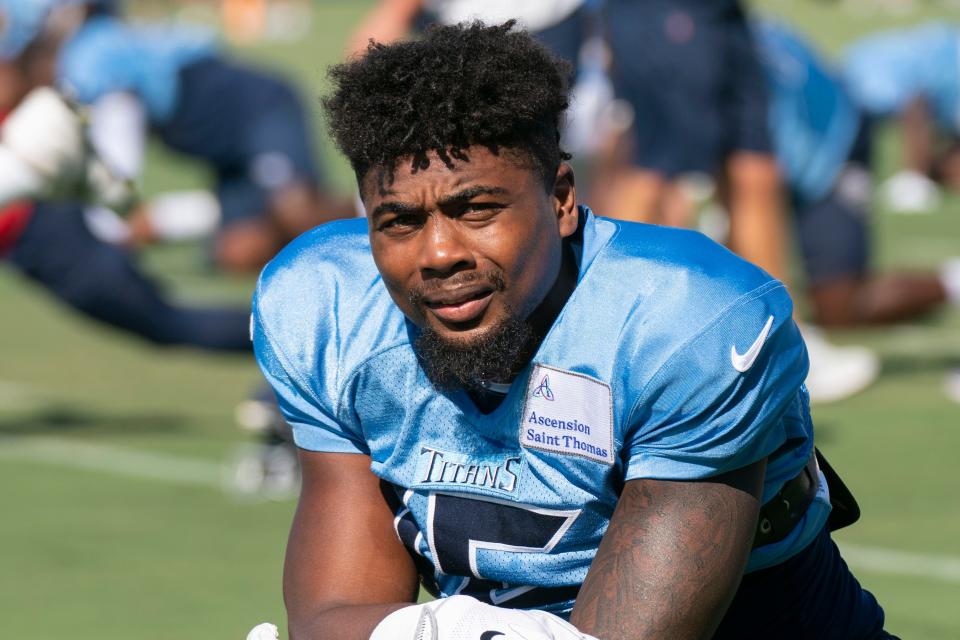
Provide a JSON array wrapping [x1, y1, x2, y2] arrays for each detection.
[[401, 492, 581, 607]]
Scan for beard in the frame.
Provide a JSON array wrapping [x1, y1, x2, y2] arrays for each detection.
[[413, 310, 539, 392]]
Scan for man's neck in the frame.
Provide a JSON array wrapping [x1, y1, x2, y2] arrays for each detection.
[[527, 239, 579, 343]]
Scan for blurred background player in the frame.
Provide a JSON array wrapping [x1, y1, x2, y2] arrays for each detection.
[[3, 0, 350, 273], [842, 22, 960, 214], [600, 0, 881, 402], [347, 0, 632, 184], [600, 0, 787, 288], [757, 20, 960, 328], [349, 0, 591, 61], [3, 198, 253, 352], [348, 0, 879, 404], [0, 60, 252, 351]]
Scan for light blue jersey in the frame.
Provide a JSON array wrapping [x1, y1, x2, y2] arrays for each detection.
[[253, 208, 830, 616], [57, 15, 216, 122], [756, 21, 861, 203], [843, 22, 960, 133]]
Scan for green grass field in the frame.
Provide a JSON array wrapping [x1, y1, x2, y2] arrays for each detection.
[[1, 1, 959, 637]]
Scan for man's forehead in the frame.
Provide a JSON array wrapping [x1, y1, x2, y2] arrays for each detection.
[[362, 146, 532, 199]]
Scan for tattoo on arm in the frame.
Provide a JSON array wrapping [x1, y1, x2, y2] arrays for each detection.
[[570, 461, 764, 640]]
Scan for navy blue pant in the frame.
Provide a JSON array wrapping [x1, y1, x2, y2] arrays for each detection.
[[793, 118, 874, 287], [606, 0, 771, 176], [156, 57, 321, 226], [8, 203, 251, 352], [714, 525, 895, 639]]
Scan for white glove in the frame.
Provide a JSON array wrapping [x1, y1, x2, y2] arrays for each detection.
[[246, 622, 279, 640], [880, 169, 941, 214], [86, 154, 138, 213], [1, 87, 87, 193], [0, 87, 137, 213], [370, 595, 598, 640]]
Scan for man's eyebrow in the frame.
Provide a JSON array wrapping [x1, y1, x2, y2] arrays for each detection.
[[437, 185, 509, 207], [369, 186, 508, 218], [370, 200, 422, 219]]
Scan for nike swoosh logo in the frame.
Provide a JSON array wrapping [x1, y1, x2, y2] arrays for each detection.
[[730, 315, 774, 372], [480, 632, 505, 640]]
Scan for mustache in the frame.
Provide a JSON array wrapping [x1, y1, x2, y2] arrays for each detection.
[[407, 269, 506, 306]]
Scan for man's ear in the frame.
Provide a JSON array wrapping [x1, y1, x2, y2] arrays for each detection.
[[553, 163, 578, 238]]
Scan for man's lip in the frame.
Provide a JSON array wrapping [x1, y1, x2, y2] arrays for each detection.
[[422, 287, 495, 324], [422, 284, 494, 306]]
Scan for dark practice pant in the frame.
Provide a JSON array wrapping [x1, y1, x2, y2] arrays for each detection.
[[8, 203, 252, 353], [606, 0, 771, 176], [793, 118, 874, 287], [714, 525, 896, 639]]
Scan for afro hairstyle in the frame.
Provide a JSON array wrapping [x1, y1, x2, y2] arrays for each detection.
[[323, 20, 572, 187]]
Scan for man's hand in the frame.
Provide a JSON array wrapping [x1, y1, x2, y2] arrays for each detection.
[[370, 596, 599, 640]]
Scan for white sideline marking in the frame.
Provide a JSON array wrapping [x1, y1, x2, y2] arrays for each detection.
[[839, 544, 960, 585], [3, 436, 960, 584], [0, 436, 224, 489]]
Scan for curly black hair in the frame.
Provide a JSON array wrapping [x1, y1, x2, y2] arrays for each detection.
[[323, 20, 572, 187]]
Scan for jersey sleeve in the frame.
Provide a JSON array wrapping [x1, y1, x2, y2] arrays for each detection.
[[58, 22, 132, 107], [623, 282, 808, 481], [251, 264, 369, 455]]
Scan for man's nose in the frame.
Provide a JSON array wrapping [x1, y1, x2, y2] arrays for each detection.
[[417, 216, 474, 276]]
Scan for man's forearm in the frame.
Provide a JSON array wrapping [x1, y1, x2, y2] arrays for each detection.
[[570, 462, 764, 640]]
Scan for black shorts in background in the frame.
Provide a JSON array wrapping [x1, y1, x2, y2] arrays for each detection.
[[606, 0, 771, 176]]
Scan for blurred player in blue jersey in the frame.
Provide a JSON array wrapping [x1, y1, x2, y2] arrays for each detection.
[[596, 1, 882, 404], [0, 101, 251, 351], [601, 0, 789, 289], [757, 20, 960, 327], [0, 3, 251, 350], [346, 0, 620, 164], [843, 22, 960, 213], [249, 22, 894, 640], [1, 0, 349, 273]]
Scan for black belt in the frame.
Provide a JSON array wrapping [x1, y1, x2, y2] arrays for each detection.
[[752, 452, 819, 549]]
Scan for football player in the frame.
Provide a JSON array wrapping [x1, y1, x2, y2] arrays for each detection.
[[758, 20, 960, 327], [0, 19, 250, 351], [250, 22, 895, 639], [0, 0, 350, 273], [842, 22, 960, 213], [599, 0, 789, 289]]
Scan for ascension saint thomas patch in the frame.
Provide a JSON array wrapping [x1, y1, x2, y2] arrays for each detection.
[[520, 364, 614, 465]]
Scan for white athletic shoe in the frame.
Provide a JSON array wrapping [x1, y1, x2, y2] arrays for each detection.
[[227, 441, 300, 500], [944, 369, 960, 404], [880, 170, 941, 214], [146, 190, 221, 242], [802, 326, 880, 404]]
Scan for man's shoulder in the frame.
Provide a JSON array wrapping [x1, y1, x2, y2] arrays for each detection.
[[260, 218, 373, 279], [574, 217, 793, 368], [598, 217, 781, 311], [254, 219, 404, 356]]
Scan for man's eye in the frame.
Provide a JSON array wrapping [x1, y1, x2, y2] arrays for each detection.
[[380, 214, 419, 232], [461, 203, 502, 218]]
